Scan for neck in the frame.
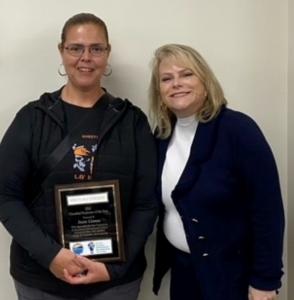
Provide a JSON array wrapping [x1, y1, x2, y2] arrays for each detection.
[[61, 84, 104, 108]]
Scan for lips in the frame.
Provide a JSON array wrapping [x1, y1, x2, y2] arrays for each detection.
[[77, 67, 94, 72], [170, 91, 190, 97]]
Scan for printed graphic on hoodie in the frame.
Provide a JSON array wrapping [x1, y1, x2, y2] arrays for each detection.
[[72, 137, 98, 180]]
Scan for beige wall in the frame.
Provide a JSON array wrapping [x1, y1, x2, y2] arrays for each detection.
[[0, 0, 288, 299], [288, 0, 293, 298]]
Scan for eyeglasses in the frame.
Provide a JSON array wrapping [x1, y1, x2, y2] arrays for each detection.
[[64, 44, 109, 57]]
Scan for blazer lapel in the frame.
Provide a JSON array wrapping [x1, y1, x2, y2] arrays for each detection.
[[173, 110, 223, 196], [157, 108, 224, 198]]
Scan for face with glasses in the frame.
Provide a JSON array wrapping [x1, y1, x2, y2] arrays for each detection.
[[59, 23, 110, 91]]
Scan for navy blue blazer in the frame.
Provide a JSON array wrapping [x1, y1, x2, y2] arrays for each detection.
[[153, 107, 284, 300]]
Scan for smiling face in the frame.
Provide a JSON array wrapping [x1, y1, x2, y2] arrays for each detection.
[[158, 57, 207, 118], [59, 23, 110, 92]]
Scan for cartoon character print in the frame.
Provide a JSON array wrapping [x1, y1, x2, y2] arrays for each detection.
[[72, 143, 98, 179]]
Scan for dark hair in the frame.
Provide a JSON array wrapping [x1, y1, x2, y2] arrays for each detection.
[[60, 13, 109, 47]]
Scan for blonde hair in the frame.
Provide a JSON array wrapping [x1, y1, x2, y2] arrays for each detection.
[[149, 44, 227, 139]]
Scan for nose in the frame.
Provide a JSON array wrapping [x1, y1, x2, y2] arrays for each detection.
[[172, 76, 182, 88], [80, 47, 92, 61]]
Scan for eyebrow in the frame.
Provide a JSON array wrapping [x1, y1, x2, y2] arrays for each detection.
[[67, 43, 106, 46], [160, 68, 192, 75]]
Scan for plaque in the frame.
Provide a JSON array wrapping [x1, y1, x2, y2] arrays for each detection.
[[54, 180, 125, 262]]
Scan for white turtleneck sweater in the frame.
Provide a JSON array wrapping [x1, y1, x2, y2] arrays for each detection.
[[162, 115, 198, 253]]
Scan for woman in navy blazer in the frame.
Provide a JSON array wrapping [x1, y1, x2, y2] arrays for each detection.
[[149, 44, 284, 300]]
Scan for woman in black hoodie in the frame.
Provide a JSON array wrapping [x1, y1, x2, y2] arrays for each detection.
[[0, 12, 157, 300]]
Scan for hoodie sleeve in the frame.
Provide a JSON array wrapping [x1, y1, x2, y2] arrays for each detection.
[[105, 108, 158, 279], [0, 105, 61, 269]]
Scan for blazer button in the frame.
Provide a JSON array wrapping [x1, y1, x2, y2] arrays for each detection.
[[202, 253, 209, 257], [192, 218, 199, 223], [198, 236, 206, 240]]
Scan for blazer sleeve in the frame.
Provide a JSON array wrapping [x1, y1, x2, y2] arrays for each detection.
[[235, 114, 284, 290], [105, 109, 158, 279], [0, 106, 61, 269]]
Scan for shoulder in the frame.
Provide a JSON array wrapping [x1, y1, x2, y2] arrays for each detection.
[[12, 101, 37, 125], [218, 108, 271, 154], [219, 107, 264, 138], [9, 89, 63, 131], [108, 94, 148, 121], [19, 89, 60, 113], [220, 108, 259, 128], [126, 100, 148, 120]]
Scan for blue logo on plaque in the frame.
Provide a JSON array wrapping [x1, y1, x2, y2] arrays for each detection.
[[72, 243, 84, 255]]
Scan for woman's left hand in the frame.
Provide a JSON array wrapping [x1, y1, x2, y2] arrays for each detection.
[[63, 256, 110, 284], [249, 286, 277, 300]]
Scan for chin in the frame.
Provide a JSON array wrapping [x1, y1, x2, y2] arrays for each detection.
[[75, 84, 98, 91]]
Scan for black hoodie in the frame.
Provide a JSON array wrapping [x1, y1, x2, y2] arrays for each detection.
[[0, 88, 158, 297]]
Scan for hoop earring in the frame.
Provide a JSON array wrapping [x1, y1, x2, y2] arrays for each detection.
[[103, 64, 112, 77], [58, 63, 67, 76]]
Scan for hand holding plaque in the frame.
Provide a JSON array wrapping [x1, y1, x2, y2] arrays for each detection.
[[55, 180, 125, 262]]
